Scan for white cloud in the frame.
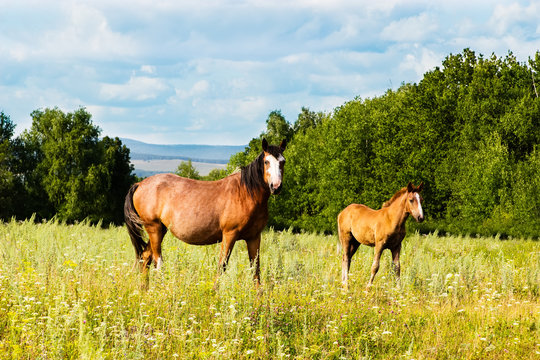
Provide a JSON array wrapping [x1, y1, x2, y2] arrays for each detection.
[[100, 77, 169, 101], [400, 47, 442, 79], [2, 3, 138, 62], [2, 0, 540, 145], [140, 65, 156, 75], [170, 80, 210, 102], [489, 2, 540, 36], [381, 12, 438, 43]]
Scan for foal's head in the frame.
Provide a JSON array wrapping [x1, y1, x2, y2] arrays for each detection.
[[405, 182, 424, 222], [261, 138, 287, 194]]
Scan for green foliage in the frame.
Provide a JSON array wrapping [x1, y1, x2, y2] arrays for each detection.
[[174, 159, 201, 179], [0, 112, 17, 219], [0, 221, 538, 359], [204, 168, 228, 181], [235, 49, 540, 237], [11, 107, 136, 224]]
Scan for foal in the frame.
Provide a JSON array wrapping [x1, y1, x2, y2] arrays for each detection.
[[337, 182, 424, 288]]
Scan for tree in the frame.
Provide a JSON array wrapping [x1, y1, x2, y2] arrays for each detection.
[[175, 160, 201, 179], [265, 110, 293, 144], [293, 107, 326, 134], [19, 107, 135, 224], [100, 136, 137, 224], [0, 112, 17, 219], [204, 168, 227, 181]]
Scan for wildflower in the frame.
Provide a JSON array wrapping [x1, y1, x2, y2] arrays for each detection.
[[246, 350, 255, 355]]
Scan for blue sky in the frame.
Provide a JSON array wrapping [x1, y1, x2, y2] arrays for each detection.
[[1, 0, 539, 145]]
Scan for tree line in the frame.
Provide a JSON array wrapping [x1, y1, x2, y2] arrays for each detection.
[[231, 49, 540, 238], [0, 108, 135, 225], [1, 49, 538, 237]]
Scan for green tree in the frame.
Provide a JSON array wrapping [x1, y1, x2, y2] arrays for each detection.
[[293, 107, 326, 134], [19, 107, 135, 224], [265, 110, 293, 144], [230, 49, 540, 237], [204, 168, 227, 181], [100, 136, 137, 224], [0, 112, 17, 220], [175, 160, 201, 179]]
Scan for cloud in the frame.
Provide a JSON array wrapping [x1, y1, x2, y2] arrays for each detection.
[[489, 2, 540, 36], [381, 12, 438, 43], [140, 65, 156, 75], [99, 77, 169, 102], [2, 0, 540, 145], [1, 2, 138, 62], [170, 80, 211, 102], [399, 47, 442, 79]]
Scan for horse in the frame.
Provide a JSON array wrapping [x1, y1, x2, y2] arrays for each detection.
[[337, 182, 424, 288], [124, 138, 286, 286]]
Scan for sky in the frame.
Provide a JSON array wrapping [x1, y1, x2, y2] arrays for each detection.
[[1, 0, 539, 145]]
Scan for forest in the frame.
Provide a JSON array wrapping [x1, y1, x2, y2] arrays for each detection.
[[1, 49, 539, 238]]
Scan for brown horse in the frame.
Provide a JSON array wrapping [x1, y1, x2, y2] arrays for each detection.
[[124, 138, 286, 285], [337, 182, 424, 288]]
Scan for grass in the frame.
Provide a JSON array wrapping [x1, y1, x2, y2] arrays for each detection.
[[0, 219, 538, 359]]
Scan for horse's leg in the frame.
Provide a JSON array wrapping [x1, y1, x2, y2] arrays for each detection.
[[246, 234, 262, 286], [368, 244, 384, 287], [144, 222, 167, 270], [213, 231, 238, 291], [218, 230, 238, 275], [391, 244, 401, 284]]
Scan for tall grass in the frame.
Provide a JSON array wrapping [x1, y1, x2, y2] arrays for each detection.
[[0, 219, 538, 359]]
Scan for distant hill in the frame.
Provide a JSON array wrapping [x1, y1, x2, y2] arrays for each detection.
[[121, 138, 245, 163], [121, 138, 245, 178]]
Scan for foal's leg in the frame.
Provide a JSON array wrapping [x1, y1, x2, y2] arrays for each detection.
[[368, 243, 384, 287], [246, 234, 262, 286], [391, 244, 401, 283], [339, 229, 359, 289]]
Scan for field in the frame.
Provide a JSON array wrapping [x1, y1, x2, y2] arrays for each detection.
[[0, 220, 538, 359]]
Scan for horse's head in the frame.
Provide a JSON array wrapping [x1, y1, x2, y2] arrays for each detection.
[[261, 138, 287, 195], [405, 182, 424, 222]]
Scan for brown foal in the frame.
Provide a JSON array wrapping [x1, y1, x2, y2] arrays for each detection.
[[337, 182, 424, 288]]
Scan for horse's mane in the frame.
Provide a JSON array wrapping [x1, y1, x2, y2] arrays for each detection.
[[240, 145, 283, 198], [382, 187, 407, 208]]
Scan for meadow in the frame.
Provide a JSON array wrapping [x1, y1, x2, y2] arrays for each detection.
[[0, 219, 538, 359]]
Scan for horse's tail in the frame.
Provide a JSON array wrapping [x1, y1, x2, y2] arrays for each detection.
[[124, 183, 146, 260]]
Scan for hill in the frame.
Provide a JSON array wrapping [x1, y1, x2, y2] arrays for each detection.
[[121, 138, 244, 177], [121, 138, 245, 163]]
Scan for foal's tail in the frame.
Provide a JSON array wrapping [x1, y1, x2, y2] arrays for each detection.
[[124, 183, 146, 260]]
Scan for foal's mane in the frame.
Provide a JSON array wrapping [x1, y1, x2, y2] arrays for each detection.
[[240, 144, 283, 198], [382, 187, 407, 208]]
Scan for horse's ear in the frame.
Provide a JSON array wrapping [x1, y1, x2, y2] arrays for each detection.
[[417, 182, 424, 192], [262, 138, 269, 152], [407, 182, 414, 192], [279, 139, 287, 151]]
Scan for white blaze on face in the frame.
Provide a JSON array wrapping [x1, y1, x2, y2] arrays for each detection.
[[415, 193, 423, 218], [265, 154, 284, 188]]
